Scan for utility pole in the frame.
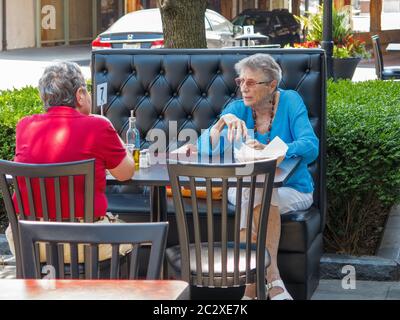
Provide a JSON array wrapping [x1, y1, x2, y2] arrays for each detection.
[[1, 0, 7, 51], [321, 0, 333, 79]]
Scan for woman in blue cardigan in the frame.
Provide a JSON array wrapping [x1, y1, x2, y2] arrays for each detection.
[[198, 53, 319, 300]]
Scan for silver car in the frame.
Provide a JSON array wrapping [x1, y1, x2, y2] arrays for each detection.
[[92, 8, 237, 50]]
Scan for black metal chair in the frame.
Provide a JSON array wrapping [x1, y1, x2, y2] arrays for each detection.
[[18, 220, 169, 280], [0, 159, 95, 278], [166, 159, 276, 300], [371, 35, 400, 80]]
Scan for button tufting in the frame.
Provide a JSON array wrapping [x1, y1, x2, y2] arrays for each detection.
[[216, 70, 221, 74], [202, 92, 207, 97], [188, 69, 193, 74], [231, 93, 236, 97], [145, 92, 149, 96], [103, 70, 107, 75], [173, 92, 178, 97], [158, 114, 163, 119], [116, 91, 120, 96], [306, 68, 310, 73], [187, 115, 192, 119], [159, 70, 164, 75]]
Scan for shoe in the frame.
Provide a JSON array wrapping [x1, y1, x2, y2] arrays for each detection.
[[266, 279, 293, 300]]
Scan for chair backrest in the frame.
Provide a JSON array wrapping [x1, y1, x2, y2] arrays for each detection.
[[0, 159, 95, 277], [371, 35, 384, 79], [19, 220, 169, 280], [167, 159, 276, 300]]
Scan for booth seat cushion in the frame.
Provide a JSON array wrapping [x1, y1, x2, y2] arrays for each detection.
[[279, 207, 321, 252]]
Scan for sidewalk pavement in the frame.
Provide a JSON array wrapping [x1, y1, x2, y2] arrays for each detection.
[[312, 279, 400, 300], [1, 44, 400, 90], [0, 45, 91, 90]]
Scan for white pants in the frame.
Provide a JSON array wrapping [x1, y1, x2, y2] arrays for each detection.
[[227, 187, 313, 229]]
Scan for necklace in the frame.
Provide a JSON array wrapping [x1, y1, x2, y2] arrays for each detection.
[[252, 95, 275, 144]]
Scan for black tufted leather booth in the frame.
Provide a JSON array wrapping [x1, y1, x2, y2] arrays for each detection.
[[92, 48, 326, 300]]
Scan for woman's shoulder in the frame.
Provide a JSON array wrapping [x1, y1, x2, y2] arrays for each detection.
[[223, 99, 250, 113], [226, 98, 245, 108], [279, 89, 303, 102], [279, 89, 306, 113]]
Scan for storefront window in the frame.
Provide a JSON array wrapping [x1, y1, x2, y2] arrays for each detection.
[[40, 0, 64, 43]]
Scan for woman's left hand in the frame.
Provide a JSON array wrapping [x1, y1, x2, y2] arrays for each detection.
[[245, 139, 266, 150]]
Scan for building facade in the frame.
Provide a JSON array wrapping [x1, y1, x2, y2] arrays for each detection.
[[0, 0, 296, 50]]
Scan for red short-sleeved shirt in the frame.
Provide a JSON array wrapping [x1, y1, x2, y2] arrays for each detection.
[[13, 106, 127, 219]]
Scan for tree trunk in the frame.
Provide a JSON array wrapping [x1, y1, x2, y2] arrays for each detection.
[[158, 0, 207, 48], [291, 0, 300, 16], [370, 0, 382, 33]]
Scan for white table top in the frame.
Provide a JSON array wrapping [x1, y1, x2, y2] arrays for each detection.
[[386, 43, 400, 51]]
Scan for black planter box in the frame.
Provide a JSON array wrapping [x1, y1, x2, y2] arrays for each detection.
[[333, 57, 361, 80]]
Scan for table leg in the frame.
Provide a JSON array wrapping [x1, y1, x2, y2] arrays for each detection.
[[150, 186, 167, 222], [149, 186, 168, 279]]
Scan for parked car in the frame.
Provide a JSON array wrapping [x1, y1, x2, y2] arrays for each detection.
[[92, 8, 238, 50], [232, 9, 301, 46]]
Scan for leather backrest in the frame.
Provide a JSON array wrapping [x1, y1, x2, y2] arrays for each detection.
[[92, 48, 326, 226]]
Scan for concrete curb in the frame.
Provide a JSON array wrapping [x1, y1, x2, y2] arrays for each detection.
[[0, 234, 11, 256], [320, 204, 400, 281], [320, 253, 399, 281]]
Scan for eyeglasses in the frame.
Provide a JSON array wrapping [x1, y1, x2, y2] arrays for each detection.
[[234, 77, 271, 87]]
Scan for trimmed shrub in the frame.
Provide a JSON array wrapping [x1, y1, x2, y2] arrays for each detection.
[[0, 87, 43, 160], [325, 79, 400, 255], [0, 87, 43, 232]]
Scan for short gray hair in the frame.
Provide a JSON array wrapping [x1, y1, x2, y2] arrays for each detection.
[[38, 61, 86, 110], [234, 53, 282, 83]]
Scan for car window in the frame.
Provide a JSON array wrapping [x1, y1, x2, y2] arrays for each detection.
[[206, 10, 233, 33], [252, 14, 268, 28], [205, 16, 212, 30], [232, 15, 246, 26], [106, 9, 163, 33], [278, 14, 297, 26]]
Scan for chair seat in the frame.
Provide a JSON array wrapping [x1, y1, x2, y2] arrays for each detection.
[[166, 242, 270, 287], [382, 67, 400, 80]]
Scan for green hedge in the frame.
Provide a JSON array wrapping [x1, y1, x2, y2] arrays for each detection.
[[0, 87, 43, 232], [0, 82, 399, 255], [0, 87, 43, 161], [325, 79, 400, 255]]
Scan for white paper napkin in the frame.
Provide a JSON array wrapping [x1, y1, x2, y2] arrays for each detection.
[[234, 136, 288, 162]]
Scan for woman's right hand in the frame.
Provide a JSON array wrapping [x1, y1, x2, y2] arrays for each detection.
[[216, 113, 248, 143]]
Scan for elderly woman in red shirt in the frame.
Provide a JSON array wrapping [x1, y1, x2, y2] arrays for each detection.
[[6, 61, 135, 261]]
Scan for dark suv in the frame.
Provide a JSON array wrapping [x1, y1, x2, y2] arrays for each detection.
[[232, 9, 301, 46]]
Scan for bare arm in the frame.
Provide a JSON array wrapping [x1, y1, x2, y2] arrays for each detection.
[[109, 135, 135, 181], [109, 154, 135, 181]]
